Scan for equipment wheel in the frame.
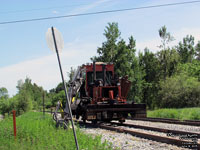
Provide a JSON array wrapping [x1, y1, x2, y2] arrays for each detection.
[[56, 120, 68, 130], [119, 119, 125, 124], [130, 112, 135, 118], [76, 114, 80, 120], [53, 112, 57, 121], [92, 120, 97, 124]]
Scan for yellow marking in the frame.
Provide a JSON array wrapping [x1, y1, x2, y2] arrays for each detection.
[[59, 100, 64, 118], [72, 97, 75, 103]]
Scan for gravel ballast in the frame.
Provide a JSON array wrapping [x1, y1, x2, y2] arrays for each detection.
[[53, 113, 198, 149], [80, 127, 189, 150], [80, 119, 200, 150]]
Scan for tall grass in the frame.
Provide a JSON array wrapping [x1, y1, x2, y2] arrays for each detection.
[[147, 107, 200, 120], [0, 112, 113, 150]]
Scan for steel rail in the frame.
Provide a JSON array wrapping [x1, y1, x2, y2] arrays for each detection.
[[111, 122, 200, 139], [147, 117, 200, 123], [98, 124, 200, 149], [131, 117, 200, 126], [75, 120, 199, 149]]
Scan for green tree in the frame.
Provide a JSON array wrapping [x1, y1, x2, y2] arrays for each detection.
[[91, 23, 142, 102], [176, 60, 200, 80], [177, 35, 195, 63], [128, 53, 145, 103], [17, 90, 32, 114], [157, 48, 180, 79], [15, 77, 46, 112], [91, 22, 120, 62], [158, 25, 174, 50], [195, 41, 200, 60], [0, 95, 18, 116], [126, 36, 145, 102], [16, 79, 23, 91], [0, 99, 9, 115], [49, 71, 74, 108], [139, 48, 160, 108], [91, 23, 136, 78], [51, 90, 65, 106], [0, 87, 9, 99], [114, 39, 133, 77], [157, 26, 177, 79], [54, 82, 64, 93]]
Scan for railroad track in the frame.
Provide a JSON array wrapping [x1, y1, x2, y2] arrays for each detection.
[[111, 122, 200, 139], [77, 121, 200, 149], [99, 123, 200, 150], [48, 111, 200, 149], [130, 117, 200, 126]]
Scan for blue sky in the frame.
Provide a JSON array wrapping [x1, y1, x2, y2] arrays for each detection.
[[0, 0, 200, 96]]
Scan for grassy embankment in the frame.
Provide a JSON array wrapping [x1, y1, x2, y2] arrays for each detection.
[[0, 112, 113, 150], [147, 107, 200, 120]]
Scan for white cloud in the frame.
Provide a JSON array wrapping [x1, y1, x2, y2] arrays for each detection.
[[0, 41, 98, 96], [68, 0, 111, 15], [55, 0, 113, 24], [52, 10, 59, 14], [173, 27, 200, 43]]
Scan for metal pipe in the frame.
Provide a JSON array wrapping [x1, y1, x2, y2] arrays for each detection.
[[93, 61, 96, 82], [102, 64, 106, 86], [43, 92, 45, 117], [12, 110, 16, 139], [51, 27, 79, 150]]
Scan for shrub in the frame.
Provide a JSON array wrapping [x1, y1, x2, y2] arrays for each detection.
[[158, 74, 200, 108]]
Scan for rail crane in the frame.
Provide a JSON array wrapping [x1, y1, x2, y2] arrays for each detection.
[[54, 62, 146, 126]]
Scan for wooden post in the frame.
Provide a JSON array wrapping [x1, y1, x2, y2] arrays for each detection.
[[12, 110, 16, 138], [43, 92, 45, 117]]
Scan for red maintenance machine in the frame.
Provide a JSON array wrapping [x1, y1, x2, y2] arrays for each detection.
[[55, 62, 146, 124]]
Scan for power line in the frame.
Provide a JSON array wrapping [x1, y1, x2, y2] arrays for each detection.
[[0, 0, 200, 25]]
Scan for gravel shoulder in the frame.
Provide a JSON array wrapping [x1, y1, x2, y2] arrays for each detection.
[[80, 126, 188, 150]]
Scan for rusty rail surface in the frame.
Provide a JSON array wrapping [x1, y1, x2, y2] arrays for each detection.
[[130, 117, 200, 126], [111, 122, 200, 139]]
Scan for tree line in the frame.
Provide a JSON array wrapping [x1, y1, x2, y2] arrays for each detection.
[[0, 22, 200, 115], [91, 22, 200, 109], [0, 73, 74, 116]]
